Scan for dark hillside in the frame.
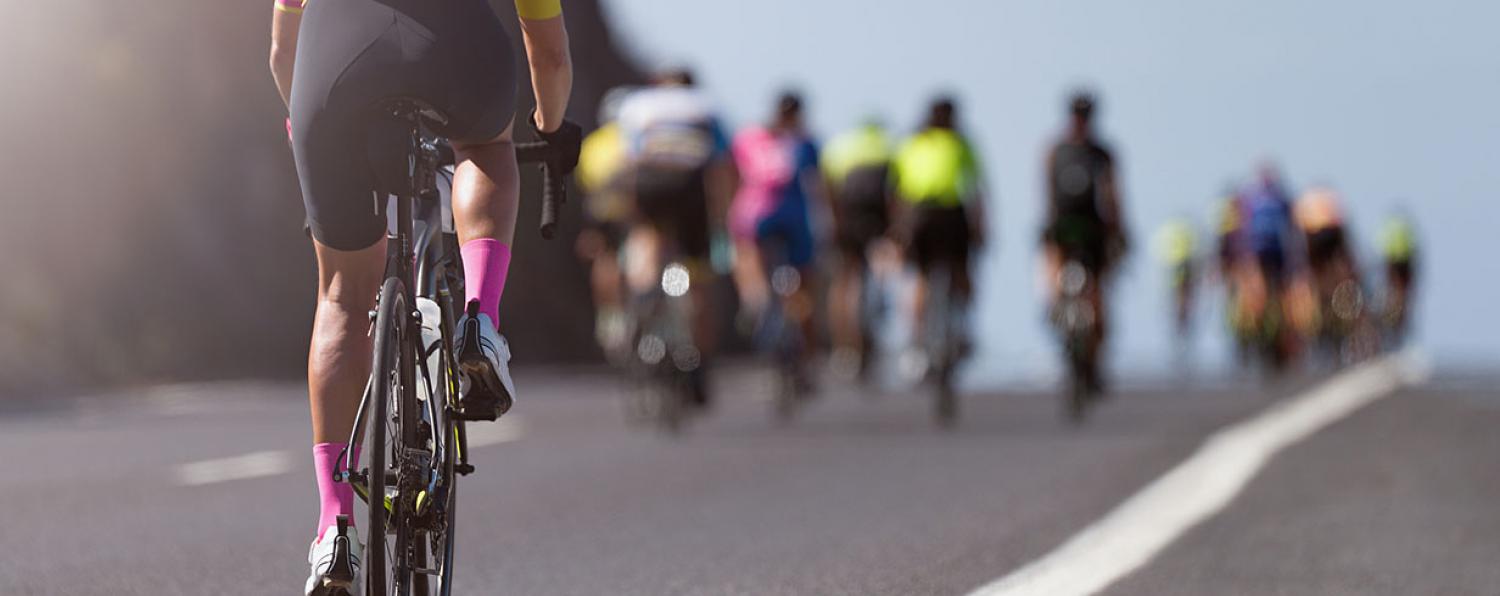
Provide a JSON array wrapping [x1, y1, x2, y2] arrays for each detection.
[[0, 0, 643, 395]]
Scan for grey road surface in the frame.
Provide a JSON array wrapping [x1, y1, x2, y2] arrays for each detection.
[[0, 367, 1493, 595]]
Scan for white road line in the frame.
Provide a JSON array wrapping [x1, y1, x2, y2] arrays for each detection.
[[466, 417, 524, 448], [172, 418, 522, 487], [969, 352, 1430, 596], [174, 450, 295, 487]]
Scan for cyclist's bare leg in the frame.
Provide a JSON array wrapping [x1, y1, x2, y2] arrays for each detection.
[[1042, 243, 1063, 304], [791, 264, 818, 351], [622, 224, 661, 296], [909, 269, 929, 343], [732, 237, 770, 316], [307, 238, 385, 537], [308, 239, 388, 444], [590, 247, 623, 310], [829, 257, 864, 355], [452, 124, 519, 243], [451, 123, 520, 324]]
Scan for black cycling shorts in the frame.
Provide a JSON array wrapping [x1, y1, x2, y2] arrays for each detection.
[[907, 204, 971, 274], [290, 0, 517, 251], [634, 165, 711, 260], [835, 165, 891, 264], [1305, 226, 1346, 271], [1045, 213, 1108, 273]]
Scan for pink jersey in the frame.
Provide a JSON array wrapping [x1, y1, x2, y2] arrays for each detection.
[[729, 126, 816, 239]]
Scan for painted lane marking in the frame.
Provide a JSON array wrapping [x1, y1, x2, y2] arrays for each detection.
[[969, 352, 1429, 596], [466, 417, 524, 448], [174, 450, 295, 487]]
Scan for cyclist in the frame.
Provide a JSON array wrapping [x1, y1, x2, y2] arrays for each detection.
[[1233, 164, 1303, 354], [1213, 189, 1257, 364], [1154, 217, 1198, 338], [729, 91, 827, 383], [1041, 91, 1125, 387], [1295, 186, 1359, 299], [892, 96, 988, 361], [821, 119, 895, 377], [616, 69, 735, 406], [270, 0, 576, 593], [576, 87, 634, 360], [1378, 212, 1419, 344]]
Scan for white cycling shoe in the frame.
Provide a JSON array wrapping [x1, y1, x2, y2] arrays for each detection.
[[305, 516, 362, 596], [456, 301, 517, 421]]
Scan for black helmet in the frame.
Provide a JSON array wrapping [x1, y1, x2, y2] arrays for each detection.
[[1069, 90, 1096, 118]]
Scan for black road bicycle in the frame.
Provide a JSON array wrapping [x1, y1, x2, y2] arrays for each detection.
[[1051, 260, 1100, 423], [328, 100, 573, 596]]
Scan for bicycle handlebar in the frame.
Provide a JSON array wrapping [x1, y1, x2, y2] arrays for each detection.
[[515, 141, 567, 240]]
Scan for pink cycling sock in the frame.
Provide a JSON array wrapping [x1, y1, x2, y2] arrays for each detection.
[[313, 442, 360, 541], [460, 239, 512, 328]]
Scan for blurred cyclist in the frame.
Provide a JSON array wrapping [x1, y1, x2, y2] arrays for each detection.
[[821, 118, 896, 377], [730, 91, 827, 381], [1378, 212, 1419, 345], [1231, 163, 1305, 364], [1295, 186, 1364, 356], [1295, 186, 1359, 298], [616, 68, 736, 406], [892, 96, 988, 357], [1041, 91, 1126, 384], [270, 0, 575, 592], [576, 87, 634, 360], [1154, 217, 1198, 338]]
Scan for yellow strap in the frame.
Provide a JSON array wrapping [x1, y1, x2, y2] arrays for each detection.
[[515, 0, 562, 20]]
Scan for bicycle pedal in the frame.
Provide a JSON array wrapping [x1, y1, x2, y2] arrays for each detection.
[[455, 463, 475, 476]]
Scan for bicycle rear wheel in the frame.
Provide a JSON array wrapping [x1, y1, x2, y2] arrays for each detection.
[[365, 277, 409, 596]]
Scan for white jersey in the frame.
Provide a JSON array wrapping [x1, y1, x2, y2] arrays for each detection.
[[617, 87, 729, 170]]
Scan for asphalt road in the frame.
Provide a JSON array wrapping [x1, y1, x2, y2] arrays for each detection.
[[0, 361, 1494, 595]]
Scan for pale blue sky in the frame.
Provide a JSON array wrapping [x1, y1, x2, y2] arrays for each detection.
[[604, 0, 1500, 376]]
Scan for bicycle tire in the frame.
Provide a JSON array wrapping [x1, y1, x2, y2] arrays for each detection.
[[366, 276, 408, 596]]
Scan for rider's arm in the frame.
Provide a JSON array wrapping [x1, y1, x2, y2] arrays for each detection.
[[802, 142, 835, 237], [963, 139, 988, 246], [516, 0, 572, 132], [269, 0, 305, 109], [1100, 159, 1123, 234], [1042, 145, 1059, 222], [706, 120, 739, 230]]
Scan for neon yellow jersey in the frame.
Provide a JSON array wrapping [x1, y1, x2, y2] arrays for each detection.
[[822, 124, 892, 184], [1380, 218, 1417, 261], [577, 123, 625, 194], [1154, 219, 1197, 265], [891, 128, 981, 207], [1215, 196, 1241, 235], [515, 0, 562, 20], [577, 123, 630, 222]]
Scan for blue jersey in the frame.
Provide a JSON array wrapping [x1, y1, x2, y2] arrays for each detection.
[[1240, 180, 1294, 257]]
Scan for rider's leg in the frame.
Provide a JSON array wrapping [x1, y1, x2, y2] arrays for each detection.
[[829, 255, 864, 356], [732, 236, 770, 317], [451, 123, 519, 326], [307, 238, 386, 536], [622, 224, 662, 296], [1042, 242, 1063, 312]]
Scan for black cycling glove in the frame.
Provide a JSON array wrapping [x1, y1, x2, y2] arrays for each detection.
[[531, 114, 582, 176]]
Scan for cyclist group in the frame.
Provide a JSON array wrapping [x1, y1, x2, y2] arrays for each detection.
[[1204, 165, 1420, 370], [576, 80, 1008, 404], [266, 0, 1417, 585]]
